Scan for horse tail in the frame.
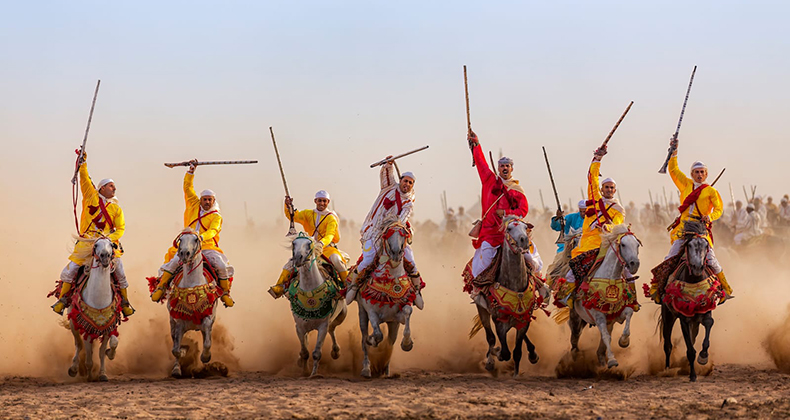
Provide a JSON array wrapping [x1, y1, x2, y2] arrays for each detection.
[[655, 307, 664, 342], [469, 314, 484, 339], [552, 307, 570, 325]]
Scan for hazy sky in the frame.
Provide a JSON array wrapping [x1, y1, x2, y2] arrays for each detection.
[[2, 1, 788, 229]]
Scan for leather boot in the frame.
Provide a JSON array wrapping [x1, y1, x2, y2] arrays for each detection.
[[716, 271, 733, 304], [344, 269, 360, 304], [268, 269, 291, 299], [218, 279, 234, 307], [119, 288, 135, 316], [151, 271, 174, 302], [52, 282, 72, 315]]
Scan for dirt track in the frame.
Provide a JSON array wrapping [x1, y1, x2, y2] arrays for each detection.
[[1, 365, 788, 419]]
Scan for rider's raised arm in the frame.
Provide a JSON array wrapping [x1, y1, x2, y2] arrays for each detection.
[[78, 162, 97, 202], [668, 155, 691, 191], [470, 135, 494, 184], [108, 208, 125, 242], [588, 159, 603, 202], [380, 162, 397, 190], [183, 172, 199, 207], [200, 214, 222, 243]]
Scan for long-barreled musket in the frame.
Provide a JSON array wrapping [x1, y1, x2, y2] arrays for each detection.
[[370, 145, 429, 168], [710, 168, 725, 186], [164, 160, 258, 168], [542, 146, 565, 244], [659, 66, 697, 174], [464, 65, 474, 167], [599, 101, 634, 150], [270, 127, 297, 236], [71, 80, 101, 184]]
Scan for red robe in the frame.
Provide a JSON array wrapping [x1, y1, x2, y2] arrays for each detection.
[[471, 143, 528, 249]]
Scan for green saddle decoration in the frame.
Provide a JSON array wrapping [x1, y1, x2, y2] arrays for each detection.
[[288, 268, 340, 320]]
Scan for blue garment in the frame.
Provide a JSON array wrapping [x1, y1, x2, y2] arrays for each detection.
[[550, 212, 585, 253]]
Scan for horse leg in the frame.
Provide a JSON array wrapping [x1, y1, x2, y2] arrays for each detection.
[[662, 305, 676, 369], [84, 339, 95, 381], [679, 318, 698, 382], [310, 321, 329, 378], [698, 313, 714, 365], [295, 322, 309, 374], [400, 306, 414, 352], [385, 321, 400, 377], [68, 324, 82, 377], [569, 309, 584, 359], [476, 306, 498, 371], [366, 310, 384, 347], [170, 319, 185, 378], [592, 311, 617, 368], [105, 335, 119, 361], [525, 325, 539, 365], [200, 316, 214, 364], [358, 308, 371, 378], [98, 337, 109, 382], [512, 326, 527, 378], [495, 321, 511, 362], [329, 306, 347, 360], [618, 307, 634, 348]]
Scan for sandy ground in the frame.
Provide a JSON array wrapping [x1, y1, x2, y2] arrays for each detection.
[[0, 365, 788, 419]]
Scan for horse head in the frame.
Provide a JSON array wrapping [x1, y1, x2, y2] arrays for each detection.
[[176, 229, 201, 265], [291, 233, 316, 267], [683, 220, 709, 277], [382, 220, 410, 266], [503, 216, 532, 253], [605, 224, 641, 275], [93, 237, 114, 268]]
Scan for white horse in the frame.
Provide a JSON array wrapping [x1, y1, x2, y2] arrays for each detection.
[[356, 221, 419, 378], [569, 224, 641, 369], [166, 230, 218, 378], [66, 237, 121, 382], [288, 234, 347, 377]]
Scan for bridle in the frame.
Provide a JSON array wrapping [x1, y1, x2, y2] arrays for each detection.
[[382, 222, 410, 265], [174, 231, 203, 275], [503, 218, 533, 255], [91, 235, 115, 271], [606, 228, 642, 281], [293, 232, 319, 271], [681, 231, 710, 276]]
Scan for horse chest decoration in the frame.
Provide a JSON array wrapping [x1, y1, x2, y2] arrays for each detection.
[[287, 233, 347, 377], [468, 216, 550, 376]]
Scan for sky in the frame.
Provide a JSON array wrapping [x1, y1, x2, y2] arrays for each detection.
[[1, 0, 788, 229]]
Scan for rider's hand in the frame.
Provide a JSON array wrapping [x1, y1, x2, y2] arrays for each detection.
[[670, 136, 679, 149], [593, 146, 607, 160], [556, 209, 564, 218], [701, 215, 710, 225], [495, 209, 505, 218], [467, 130, 479, 148], [78, 149, 87, 164], [187, 158, 198, 173], [385, 155, 394, 165], [285, 196, 293, 208]]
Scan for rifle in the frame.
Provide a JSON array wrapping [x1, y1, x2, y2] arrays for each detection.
[[659, 66, 697, 174], [542, 146, 565, 244], [710, 168, 725, 186], [71, 80, 101, 184], [370, 145, 430, 168], [464, 65, 474, 167], [164, 160, 258, 168], [488, 151, 496, 173], [599, 101, 634, 151], [269, 127, 297, 236]]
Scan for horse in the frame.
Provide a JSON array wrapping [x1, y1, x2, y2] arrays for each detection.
[[287, 233, 347, 377], [470, 216, 550, 376], [355, 220, 423, 378], [65, 237, 122, 381], [568, 224, 641, 369], [161, 229, 221, 377], [658, 220, 722, 382]]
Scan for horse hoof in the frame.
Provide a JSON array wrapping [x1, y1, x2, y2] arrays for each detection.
[[68, 366, 78, 377], [105, 349, 116, 361], [201, 351, 212, 364], [690, 376, 697, 383], [528, 353, 540, 365], [309, 374, 324, 380], [331, 349, 340, 360], [607, 359, 619, 369], [401, 340, 414, 352], [361, 367, 372, 379], [618, 335, 631, 348], [171, 366, 182, 378], [698, 354, 709, 366], [485, 359, 495, 371], [498, 351, 511, 362], [98, 374, 109, 382]]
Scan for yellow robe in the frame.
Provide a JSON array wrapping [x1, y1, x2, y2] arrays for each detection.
[[69, 163, 125, 265], [286, 203, 345, 262], [163, 173, 223, 263], [668, 156, 723, 247], [572, 161, 625, 258]]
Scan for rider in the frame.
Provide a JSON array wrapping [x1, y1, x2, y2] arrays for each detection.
[[734, 203, 763, 246], [660, 136, 731, 303], [345, 157, 422, 306], [550, 200, 586, 254], [268, 190, 349, 298], [555, 145, 626, 306], [466, 131, 534, 278], [53, 151, 134, 317], [150, 159, 235, 307]]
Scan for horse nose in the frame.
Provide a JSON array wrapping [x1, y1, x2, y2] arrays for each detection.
[[629, 261, 640, 275]]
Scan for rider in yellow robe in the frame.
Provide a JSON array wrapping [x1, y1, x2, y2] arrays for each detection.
[[269, 190, 349, 299], [151, 160, 235, 307], [53, 152, 134, 316]]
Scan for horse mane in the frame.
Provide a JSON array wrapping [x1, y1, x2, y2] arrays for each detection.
[[683, 220, 707, 236], [601, 223, 630, 242]]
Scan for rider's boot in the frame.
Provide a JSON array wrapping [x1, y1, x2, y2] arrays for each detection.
[[268, 269, 291, 299], [716, 271, 733, 304], [52, 282, 72, 315], [150, 271, 174, 302], [344, 269, 360, 304], [409, 272, 424, 310], [119, 287, 135, 317], [218, 279, 234, 307]]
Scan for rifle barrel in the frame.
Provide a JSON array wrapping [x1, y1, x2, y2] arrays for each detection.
[[163, 160, 258, 168], [71, 80, 101, 184], [370, 145, 429, 168]]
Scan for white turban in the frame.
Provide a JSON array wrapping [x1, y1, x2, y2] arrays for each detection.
[[601, 177, 616, 187], [690, 161, 707, 171], [498, 156, 513, 166], [401, 171, 416, 181], [97, 178, 114, 189], [200, 189, 215, 198], [578, 200, 587, 209], [315, 190, 330, 200]]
